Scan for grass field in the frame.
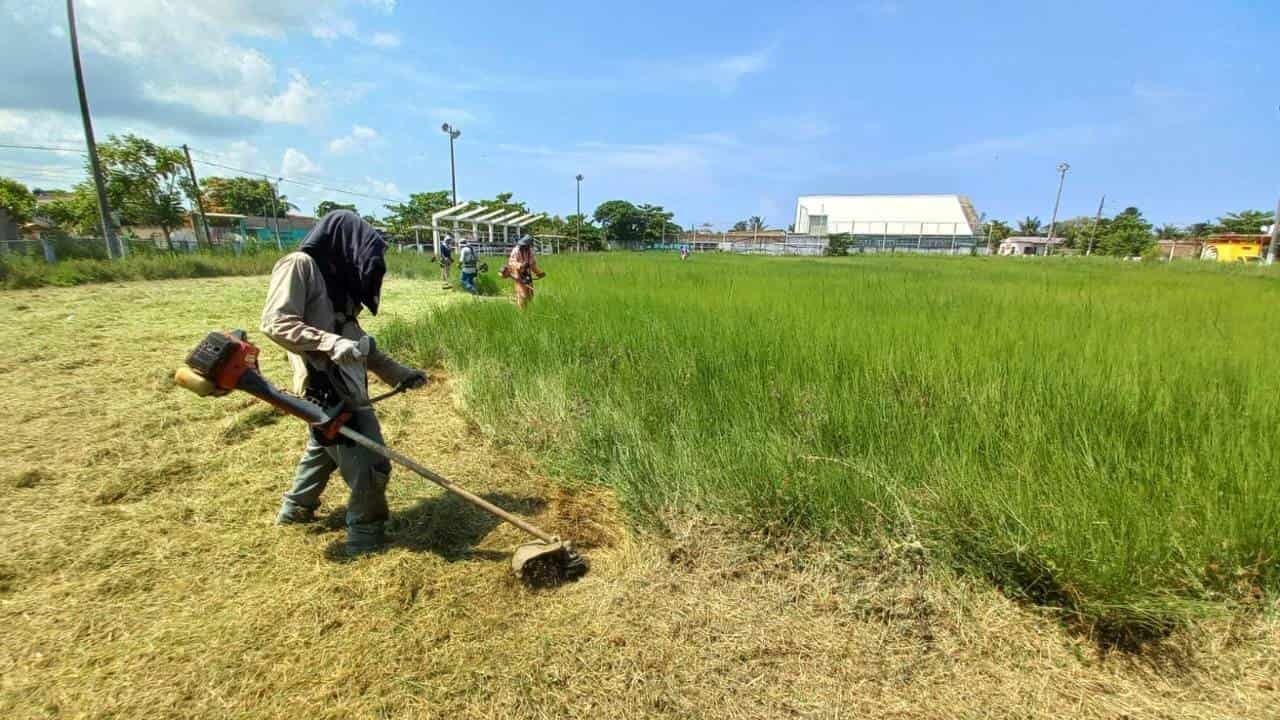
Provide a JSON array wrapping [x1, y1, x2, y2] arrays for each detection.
[[383, 253, 1280, 643], [1, 263, 1278, 718]]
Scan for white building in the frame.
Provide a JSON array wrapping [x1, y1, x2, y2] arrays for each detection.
[[794, 194, 979, 237], [998, 236, 1059, 257]]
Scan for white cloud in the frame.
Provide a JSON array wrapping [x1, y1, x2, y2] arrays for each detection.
[[363, 177, 401, 199], [327, 124, 381, 154], [310, 12, 400, 49], [281, 148, 321, 178], [638, 46, 775, 94], [761, 113, 833, 141], [0, 0, 368, 134], [427, 107, 478, 125], [933, 125, 1121, 162]]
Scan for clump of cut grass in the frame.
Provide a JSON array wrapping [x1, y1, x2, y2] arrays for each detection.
[[10, 467, 50, 489], [382, 252, 1280, 641]]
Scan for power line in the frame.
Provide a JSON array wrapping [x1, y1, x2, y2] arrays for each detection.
[[0, 143, 86, 154], [189, 152, 402, 205]]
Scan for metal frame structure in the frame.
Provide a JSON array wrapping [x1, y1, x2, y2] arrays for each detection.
[[415, 203, 547, 255]]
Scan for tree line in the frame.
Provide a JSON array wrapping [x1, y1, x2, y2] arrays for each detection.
[[0, 133, 683, 253], [981, 208, 1274, 257]]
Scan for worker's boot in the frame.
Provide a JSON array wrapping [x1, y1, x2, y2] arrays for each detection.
[[275, 501, 317, 525]]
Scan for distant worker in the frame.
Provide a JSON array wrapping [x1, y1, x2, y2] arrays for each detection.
[[260, 210, 428, 555], [680, 244, 690, 261], [458, 235, 480, 295], [439, 235, 454, 286], [503, 234, 545, 310]]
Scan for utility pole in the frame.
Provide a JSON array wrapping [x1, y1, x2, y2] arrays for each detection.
[[441, 123, 461, 206], [1086, 194, 1104, 256], [1266, 195, 1280, 266], [65, 0, 118, 258], [181, 144, 211, 248], [268, 180, 282, 250], [1046, 162, 1070, 256]]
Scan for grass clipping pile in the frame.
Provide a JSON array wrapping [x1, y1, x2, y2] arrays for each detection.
[[0, 276, 1278, 719]]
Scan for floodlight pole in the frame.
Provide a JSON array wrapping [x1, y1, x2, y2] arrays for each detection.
[[1046, 162, 1069, 255], [442, 123, 461, 206], [1266, 195, 1280, 266], [65, 0, 118, 258], [575, 173, 583, 251]]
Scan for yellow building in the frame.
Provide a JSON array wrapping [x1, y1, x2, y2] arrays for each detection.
[[1200, 234, 1269, 262]]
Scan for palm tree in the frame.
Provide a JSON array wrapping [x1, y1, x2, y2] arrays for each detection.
[[748, 216, 766, 231], [1017, 216, 1042, 236], [1155, 224, 1185, 239]]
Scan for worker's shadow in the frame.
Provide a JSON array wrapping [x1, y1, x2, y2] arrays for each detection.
[[321, 491, 547, 564]]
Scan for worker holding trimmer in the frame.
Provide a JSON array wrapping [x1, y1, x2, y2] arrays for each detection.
[[503, 234, 545, 310], [458, 236, 480, 295], [260, 210, 427, 555]]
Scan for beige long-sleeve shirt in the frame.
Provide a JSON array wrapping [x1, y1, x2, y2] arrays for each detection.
[[260, 251, 413, 403]]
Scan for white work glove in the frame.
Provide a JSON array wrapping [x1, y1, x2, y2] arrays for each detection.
[[330, 336, 370, 366]]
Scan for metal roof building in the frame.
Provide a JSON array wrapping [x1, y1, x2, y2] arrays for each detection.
[[793, 194, 980, 237]]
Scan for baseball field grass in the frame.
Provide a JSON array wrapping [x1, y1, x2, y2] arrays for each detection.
[[382, 252, 1280, 644]]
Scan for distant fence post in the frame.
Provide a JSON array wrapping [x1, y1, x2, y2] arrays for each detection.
[[41, 236, 56, 263]]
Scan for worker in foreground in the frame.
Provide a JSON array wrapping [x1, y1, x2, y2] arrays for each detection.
[[503, 234, 545, 310], [458, 236, 480, 295], [260, 210, 428, 555]]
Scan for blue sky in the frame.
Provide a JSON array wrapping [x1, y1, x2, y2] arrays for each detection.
[[2, 0, 1277, 229]]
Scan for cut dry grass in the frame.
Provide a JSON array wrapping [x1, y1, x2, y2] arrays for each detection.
[[0, 275, 1277, 718]]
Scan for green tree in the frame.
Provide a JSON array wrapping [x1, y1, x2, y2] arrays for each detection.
[[381, 190, 452, 238], [532, 213, 604, 250], [41, 183, 101, 236], [315, 200, 358, 217], [1155, 223, 1186, 239], [982, 219, 1013, 250], [593, 200, 647, 247], [96, 134, 193, 251], [638, 203, 675, 244], [1214, 209, 1273, 234], [1016, 216, 1042, 236], [1096, 207, 1154, 257], [1186, 221, 1215, 238], [0, 177, 36, 225], [203, 176, 288, 218]]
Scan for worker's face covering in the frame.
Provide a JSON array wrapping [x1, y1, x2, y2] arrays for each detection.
[[298, 210, 387, 315]]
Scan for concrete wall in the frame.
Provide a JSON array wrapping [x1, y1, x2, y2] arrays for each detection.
[[794, 195, 977, 236]]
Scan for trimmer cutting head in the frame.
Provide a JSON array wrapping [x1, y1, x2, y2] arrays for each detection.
[[511, 540, 589, 587]]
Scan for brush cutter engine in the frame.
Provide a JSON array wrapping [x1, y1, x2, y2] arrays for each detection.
[[176, 330, 351, 442]]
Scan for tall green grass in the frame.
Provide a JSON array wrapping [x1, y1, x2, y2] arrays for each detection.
[[382, 253, 1280, 642]]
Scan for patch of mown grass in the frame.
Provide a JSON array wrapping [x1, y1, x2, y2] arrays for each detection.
[[381, 252, 1280, 642]]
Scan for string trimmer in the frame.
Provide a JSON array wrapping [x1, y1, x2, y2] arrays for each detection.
[[173, 330, 588, 584]]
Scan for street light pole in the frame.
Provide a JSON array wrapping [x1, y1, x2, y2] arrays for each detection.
[[441, 123, 461, 206], [575, 173, 583, 251], [65, 0, 118, 258], [1266, 195, 1280, 266], [1046, 162, 1070, 256]]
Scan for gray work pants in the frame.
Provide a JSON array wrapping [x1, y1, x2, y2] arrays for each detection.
[[279, 409, 391, 548]]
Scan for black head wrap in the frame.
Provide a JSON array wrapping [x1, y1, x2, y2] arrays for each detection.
[[298, 210, 387, 315]]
